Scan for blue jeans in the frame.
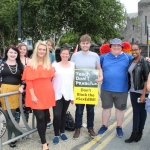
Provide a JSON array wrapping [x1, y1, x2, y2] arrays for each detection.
[[130, 92, 147, 131], [75, 104, 95, 129]]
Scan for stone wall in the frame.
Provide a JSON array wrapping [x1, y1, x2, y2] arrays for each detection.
[[138, 1, 150, 44], [121, 0, 150, 44], [141, 44, 150, 57]]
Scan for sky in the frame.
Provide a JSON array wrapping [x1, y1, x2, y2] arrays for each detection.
[[119, 0, 140, 13]]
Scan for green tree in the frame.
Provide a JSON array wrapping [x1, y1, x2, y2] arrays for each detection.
[[0, 0, 18, 52], [59, 30, 79, 46], [0, 0, 125, 50]]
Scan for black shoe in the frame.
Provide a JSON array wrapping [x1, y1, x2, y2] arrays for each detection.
[[138, 130, 143, 141], [9, 141, 17, 148], [125, 132, 139, 143]]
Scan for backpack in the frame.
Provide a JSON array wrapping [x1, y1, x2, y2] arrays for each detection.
[[65, 111, 75, 131]]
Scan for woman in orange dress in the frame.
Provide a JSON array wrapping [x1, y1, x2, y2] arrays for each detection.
[[22, 41, 55, 150]]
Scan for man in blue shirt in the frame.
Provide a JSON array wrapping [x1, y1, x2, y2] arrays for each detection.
[[98, 38, 133, 137]]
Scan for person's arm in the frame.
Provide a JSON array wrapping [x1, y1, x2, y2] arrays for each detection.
[[129, 54, 134, 63], [140, 82, 147, 103], [19, 84, 24, 93], [95, 55, 103, 83], [147, 73, 150, 91], [53, 53, 56, 62], [27, 80, 38, 103], [19, 78, 26, 93], [96, 64, 103, 83], [140, 59, 149, 102]]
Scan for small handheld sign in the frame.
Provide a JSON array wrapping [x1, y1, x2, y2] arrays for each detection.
[[74, 69, 99, 105]]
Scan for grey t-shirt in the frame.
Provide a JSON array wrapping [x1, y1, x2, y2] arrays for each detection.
[[71, 51, 100, 69]]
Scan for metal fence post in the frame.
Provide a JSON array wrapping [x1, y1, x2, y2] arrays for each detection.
[[0, 138, 2, 150], [0, 91, 37, 148]]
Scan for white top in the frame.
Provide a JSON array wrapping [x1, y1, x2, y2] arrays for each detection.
[[52, 61, 75, 101]]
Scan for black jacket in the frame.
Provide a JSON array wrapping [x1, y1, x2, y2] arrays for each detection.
[[128, 56, 149, 90]]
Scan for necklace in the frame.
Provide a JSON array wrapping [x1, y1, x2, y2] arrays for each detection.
[[7, 63, 18, 74]]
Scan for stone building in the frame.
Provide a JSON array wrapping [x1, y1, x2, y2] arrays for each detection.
[[122, 0, 150, 44]]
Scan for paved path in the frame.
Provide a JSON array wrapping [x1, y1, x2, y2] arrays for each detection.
[[1, 95, 150, 150]]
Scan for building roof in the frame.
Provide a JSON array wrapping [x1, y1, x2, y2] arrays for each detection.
[[127, 13, 138, 19], [140, 0, 150, 2]]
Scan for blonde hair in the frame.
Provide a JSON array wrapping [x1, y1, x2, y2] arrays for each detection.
[[31, 41, 50, 70]]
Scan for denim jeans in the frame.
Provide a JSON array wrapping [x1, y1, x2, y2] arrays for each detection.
[[75, 104, 95, 129], [130, 92, 147, 131]]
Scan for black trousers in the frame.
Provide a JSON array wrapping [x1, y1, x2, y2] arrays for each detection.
[[130, 92, 147, 131], [4, 110, 21, 140], [53, 96, 70, 136], [33, 109, 49, 144]]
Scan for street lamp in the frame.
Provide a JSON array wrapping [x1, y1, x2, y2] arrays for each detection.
[[18, 0, 21, 43], [147, 24, 150, 57]]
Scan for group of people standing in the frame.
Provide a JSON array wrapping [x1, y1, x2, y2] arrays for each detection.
[[98, 38, 150, 144], [0, 34, 150, 150]]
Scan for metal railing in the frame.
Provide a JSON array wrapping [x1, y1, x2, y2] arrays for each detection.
[[0, 91, 37, 150]]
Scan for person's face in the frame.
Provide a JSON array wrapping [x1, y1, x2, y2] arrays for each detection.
[[131, 45, 141, 58], [47, 42, 53, 51], [37, 45, 47, 58], [19, 46, 27, 57], [7, 49, 18, 61], [111, 44, 122, 56], [60, 50, 70, 61], [80, 41, 91, 52]]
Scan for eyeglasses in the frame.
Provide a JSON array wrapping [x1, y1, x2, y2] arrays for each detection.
[[130, 49, 139, 52]]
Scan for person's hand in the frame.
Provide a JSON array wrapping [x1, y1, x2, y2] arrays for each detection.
[[95, 76, 103, 83], [31, 95, 38, 103], [70, 100, 74, 104], [146, 57, 150, 62], [139, 95, 146, 103], [19, 86, 24, 93], [52, 66, 56, 72]]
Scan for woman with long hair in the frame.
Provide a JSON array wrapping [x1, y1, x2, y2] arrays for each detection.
[[0, 45, 24, 148], [15, 43, 32, 123], [125, 43, 149, 143], [22, 41, 55, 150]]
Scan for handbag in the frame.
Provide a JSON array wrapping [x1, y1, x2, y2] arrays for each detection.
[[65, 111, 75, 131]]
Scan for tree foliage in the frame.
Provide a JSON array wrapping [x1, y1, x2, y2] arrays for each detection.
[[0, 0, 125, 51], [0, 0, 18, 51], [59, 30, 79, 46]]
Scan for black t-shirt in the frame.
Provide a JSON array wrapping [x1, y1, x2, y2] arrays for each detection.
[[1, 63, 22, 85]]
